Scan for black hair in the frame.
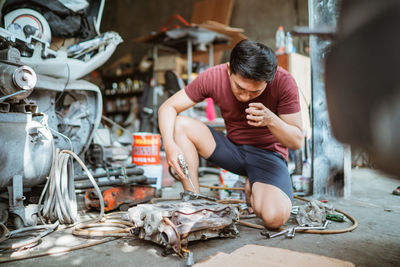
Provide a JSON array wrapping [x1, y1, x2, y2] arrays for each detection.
[[229, 39, 278, 83]]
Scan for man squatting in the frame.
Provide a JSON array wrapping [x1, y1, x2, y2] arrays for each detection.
[[158, 39, 303, 229]]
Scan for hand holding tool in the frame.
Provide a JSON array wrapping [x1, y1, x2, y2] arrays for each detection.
[[178, 154, 197, 193]]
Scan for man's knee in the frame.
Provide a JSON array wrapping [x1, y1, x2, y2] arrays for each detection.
[[251, 183, 291, 229], [260, 210, 289, 229]]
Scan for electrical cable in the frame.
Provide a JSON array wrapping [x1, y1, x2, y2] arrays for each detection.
[[72, 212, 133, 237], [48, 127, 74, 151], [237, 195, 358, 235], [0, 237, 116, 264], [54, 63, 70, 104], [38, 148, 78, 224], [0, 221, 59, 251], [38, 149, 104, 224], [101, 115, 132, 134], [291, 195, 358, 234]]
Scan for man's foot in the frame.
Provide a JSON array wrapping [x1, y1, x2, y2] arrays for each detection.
[[392, 186, 400, 196], [240, 203, 254, 215]]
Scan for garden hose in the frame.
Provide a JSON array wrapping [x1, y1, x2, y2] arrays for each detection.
[[72, 212, 134, 238]]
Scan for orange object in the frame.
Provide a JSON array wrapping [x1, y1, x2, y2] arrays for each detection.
[[160, 14, 190, 32], [85, 186, 156, 212], [132, 133, 161, 165]]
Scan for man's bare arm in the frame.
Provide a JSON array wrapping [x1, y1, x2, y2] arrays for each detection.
[[245, 102, 304, 150], [158, 90, 197, 177]]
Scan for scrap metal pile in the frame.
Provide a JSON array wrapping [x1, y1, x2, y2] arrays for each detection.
[[127, 199, 239, 255]]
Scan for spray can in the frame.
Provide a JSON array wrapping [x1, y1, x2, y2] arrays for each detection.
[[275, 26, 285, 55]]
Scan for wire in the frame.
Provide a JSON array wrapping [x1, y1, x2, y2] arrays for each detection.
[[0, 90, 26, 102], [0, 222, 59, 251], [238, 195, 358, 235], [0, 237, 116, 263], [38, 148, 77, 224], [38, 149, 104, 225], [54, 63, 70, 104], [48, 127, 74, 151], [101, 115, 132, 134]]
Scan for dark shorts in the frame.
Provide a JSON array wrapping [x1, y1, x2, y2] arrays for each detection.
[[206, 127, 293, 202]]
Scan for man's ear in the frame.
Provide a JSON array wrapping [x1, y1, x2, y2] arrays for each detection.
[[226, 63, 231, 75]]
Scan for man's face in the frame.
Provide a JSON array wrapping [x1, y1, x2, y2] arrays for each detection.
[[228, 65, 267, 102]]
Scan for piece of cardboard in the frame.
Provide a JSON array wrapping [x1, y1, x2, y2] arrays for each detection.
[[277, 53, 312, 139], [191, 0, 234, 28], [191, 0, 235, 65], [154, 55, 187, 84], [195, 244, 355, 267]]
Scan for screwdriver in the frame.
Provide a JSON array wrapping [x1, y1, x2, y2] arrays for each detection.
[[178, 154, 197, 193]]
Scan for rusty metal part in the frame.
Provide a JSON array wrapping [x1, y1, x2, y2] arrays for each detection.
[[85, 185, 156, 212], [127, 199, 239, 255], [180, 190, 217, 202], [76, 175, 155, 189]]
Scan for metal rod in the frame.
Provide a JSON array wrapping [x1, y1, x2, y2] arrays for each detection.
[[74, 175, 156, 189], [101, 115, 131, 134], [152, 45, 159, 133], [187, 39, 192, 84], [74, 166, 143, 181], [0, 90, 25, 102], [208, 43, 213, 67]]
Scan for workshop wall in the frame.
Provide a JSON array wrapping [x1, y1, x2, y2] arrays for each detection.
[[100, 0, 308, 68]]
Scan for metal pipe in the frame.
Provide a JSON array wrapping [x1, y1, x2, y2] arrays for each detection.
[[208, 43, 213, 67], [74, 175, 156, 189], [74, 166, 143, 181], [309, 0, 348, 197], [0, 90, 25, 102], [187, 39, 192, 84]]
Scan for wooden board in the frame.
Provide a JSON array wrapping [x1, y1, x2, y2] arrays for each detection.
[[191, 0, 235, 65], [195, 244, 355, 267], [191, 0, 234, 25]]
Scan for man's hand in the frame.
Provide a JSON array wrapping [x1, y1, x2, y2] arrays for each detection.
[[246, 102, 304, 149], [164, 141, 187, 180], [245, 102, 274, 127]]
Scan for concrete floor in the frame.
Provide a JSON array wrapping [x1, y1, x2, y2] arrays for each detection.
[[2, 167, 400, 267]]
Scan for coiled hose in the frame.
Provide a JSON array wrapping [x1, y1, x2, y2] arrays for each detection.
[[38, 149, 104, 224]]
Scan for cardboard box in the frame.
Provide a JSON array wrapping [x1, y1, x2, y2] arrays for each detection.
[[154, 55, 187, 84], [277, 53, 311, 139], [140, 164, 163, 190]]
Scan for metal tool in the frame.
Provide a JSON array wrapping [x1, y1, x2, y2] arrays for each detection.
[[260, 228, 290, 239], [180, 190, 217, 202], [178, 154, 197, 193], [286, 220, 330, 238], [261, 220, 330, 239]]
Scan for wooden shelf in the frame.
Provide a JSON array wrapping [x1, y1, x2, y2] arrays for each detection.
[[103, 90, 144, 99]]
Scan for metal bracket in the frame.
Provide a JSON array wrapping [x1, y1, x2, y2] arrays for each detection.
[[7, 175, 38, 227]]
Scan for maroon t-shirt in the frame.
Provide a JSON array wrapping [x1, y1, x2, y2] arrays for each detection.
[[185, 63, 300, 160]]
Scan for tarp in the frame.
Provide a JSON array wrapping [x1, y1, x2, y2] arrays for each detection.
[[2, 0, 97, 40]]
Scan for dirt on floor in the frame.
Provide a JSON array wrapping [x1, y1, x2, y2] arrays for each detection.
[[1, 167, 400, 267]]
